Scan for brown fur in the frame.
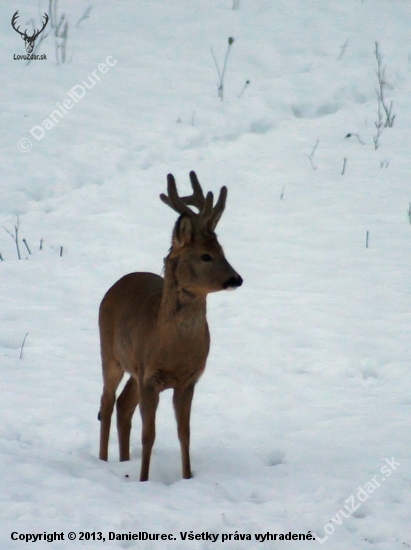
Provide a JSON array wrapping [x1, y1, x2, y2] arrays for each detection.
[[98, 172, 242, 481]]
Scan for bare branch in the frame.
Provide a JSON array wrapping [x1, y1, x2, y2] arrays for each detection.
[[306, 140, 319, 170], [19, 333, 29, 360], [374, 42, 395, 134], [75, 6, 92, 28], [3, 216, 21, 260]]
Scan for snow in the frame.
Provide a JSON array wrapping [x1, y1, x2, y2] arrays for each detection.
[[1, 0, 411, 548]]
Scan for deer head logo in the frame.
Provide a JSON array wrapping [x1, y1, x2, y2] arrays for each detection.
[[11, 10, 49, 54]]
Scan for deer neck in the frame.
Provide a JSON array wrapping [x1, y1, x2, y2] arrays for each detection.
[[160, 257, 207, 331]]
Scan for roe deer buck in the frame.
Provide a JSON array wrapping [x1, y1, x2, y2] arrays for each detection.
[[98, 171, 242, 481]]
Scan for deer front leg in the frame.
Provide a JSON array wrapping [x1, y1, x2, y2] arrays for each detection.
[[139, 384, 159, 481], [173, 384, 195, 479]]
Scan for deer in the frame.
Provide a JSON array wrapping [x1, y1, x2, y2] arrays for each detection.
[[11, 11, 49, 54], [98, 171, 243, 482]]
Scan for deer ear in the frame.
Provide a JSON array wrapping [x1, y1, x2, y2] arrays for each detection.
[[173, 216, 194, 247]]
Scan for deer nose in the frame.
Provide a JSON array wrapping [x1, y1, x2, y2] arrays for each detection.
[[223, 275, 243, 289]]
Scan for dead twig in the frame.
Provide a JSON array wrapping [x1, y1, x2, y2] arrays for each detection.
[[19, 332, 29, 360], [306, 140, 319, 170], [3, 217, 21, 260]]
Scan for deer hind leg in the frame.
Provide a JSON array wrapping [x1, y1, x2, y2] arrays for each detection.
[[116, 375, 139, 462], [173, 384, 195, 479], [98, 360, 124, 461], [139, 384, 159, 481]]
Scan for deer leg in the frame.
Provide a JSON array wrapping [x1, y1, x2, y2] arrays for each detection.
[[173, 384, 195, 479], [139, 385, 159, 481], [98, 361, 124, 461], [116, 376, 139, 462]]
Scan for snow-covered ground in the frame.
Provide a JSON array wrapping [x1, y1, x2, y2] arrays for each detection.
[[1, 1, 411, 548]]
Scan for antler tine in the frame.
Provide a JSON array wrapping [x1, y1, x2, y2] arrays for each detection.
[[209, 186, 227, 230], [187, 170, 205, 212], [184, 172, 214, 224], [160, 174, 195, 218], [189, 170, 204, 199], [201, 191, 214, 222]]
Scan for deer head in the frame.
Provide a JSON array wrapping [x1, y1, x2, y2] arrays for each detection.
[[11, 11, 49, 54], [160, 171, 243, 295]]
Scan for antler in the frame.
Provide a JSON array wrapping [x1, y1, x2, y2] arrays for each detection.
[[31, 13, 49, 41], [11, 11, 25, 37], [160, 171, 227, 232], [11, 11, 49, 40]]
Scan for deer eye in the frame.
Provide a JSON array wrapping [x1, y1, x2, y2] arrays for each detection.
[[200, 254, 212, 262]]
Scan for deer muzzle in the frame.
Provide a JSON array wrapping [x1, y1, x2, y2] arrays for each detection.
[[223, 274, 243, 290]]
